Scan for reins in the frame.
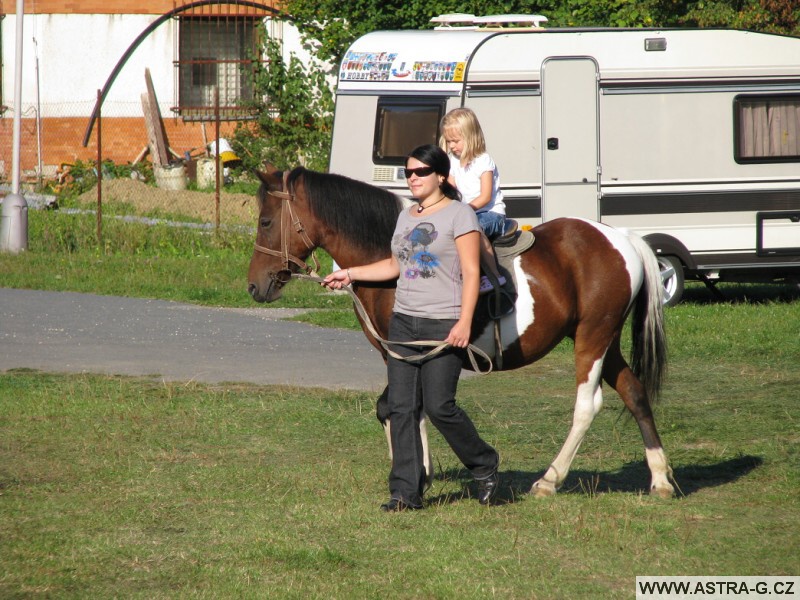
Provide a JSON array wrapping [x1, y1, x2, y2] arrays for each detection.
[[292, 273, 494, 374], [252, 172, 493, 374]]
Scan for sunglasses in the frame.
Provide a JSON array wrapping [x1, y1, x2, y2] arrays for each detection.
[[403, 166, 436, 179]]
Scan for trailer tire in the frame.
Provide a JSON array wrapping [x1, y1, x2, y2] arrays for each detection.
[[656, 255, 684, 307]]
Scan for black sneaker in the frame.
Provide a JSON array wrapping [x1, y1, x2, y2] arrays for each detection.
[[476, 470, 499, 505]]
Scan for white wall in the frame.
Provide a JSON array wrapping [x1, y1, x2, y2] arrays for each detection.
[[1, 13, 314, 119]]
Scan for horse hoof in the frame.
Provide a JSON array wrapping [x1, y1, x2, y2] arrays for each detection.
[[530, 481, 556, 498], [650, 484, 675, 499]]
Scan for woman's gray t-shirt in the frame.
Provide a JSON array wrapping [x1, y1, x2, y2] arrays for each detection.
[[391, 201, 480, 320]]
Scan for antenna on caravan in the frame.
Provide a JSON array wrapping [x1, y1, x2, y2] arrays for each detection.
[[430, 13, 548, 30]]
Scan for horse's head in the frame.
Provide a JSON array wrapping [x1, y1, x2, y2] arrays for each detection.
[[247, 165, 316, 303]]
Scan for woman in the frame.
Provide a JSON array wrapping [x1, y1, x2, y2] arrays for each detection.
[[322, 144, 500, 511]]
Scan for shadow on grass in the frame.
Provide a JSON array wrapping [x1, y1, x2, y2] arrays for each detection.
[[426, 455, 764, 506], [681, 282, 799, 306]]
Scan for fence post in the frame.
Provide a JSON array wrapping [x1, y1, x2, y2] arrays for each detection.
[[215, 85, 221, 234], [96, 88, 103, 245]]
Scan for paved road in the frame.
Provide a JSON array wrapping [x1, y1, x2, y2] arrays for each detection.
[[0, 288, 388, 392]]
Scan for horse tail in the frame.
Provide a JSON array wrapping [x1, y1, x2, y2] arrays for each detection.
[[627, 232, 668, 404]]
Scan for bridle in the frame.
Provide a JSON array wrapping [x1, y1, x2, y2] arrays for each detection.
[[252, 172, 321, 284]]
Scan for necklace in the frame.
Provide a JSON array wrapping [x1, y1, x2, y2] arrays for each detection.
[[417, 195, 445, 213]]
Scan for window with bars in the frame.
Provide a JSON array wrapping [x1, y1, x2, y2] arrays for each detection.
[[176, 15, 263, 119]]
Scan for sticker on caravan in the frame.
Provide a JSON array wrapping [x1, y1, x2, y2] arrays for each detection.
[[413, 61, 465, 82], [340, 51, 398, 81]]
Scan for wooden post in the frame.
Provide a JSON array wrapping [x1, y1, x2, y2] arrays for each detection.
[[96, 89, 103, 245], [142, 69, 169, 167]]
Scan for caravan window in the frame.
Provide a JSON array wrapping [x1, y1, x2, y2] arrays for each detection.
[[373, 98, 446, 164], [735, 95, 800, 163]]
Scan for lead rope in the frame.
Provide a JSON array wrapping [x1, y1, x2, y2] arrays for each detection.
[[292, 273, 494, 374]]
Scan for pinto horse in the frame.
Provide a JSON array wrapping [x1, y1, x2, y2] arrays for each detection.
[[247, 165, 675, 498]]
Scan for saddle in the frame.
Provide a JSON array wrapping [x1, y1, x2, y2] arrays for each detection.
[[481, 219, 535, 318], [476, 219, 535, 370]]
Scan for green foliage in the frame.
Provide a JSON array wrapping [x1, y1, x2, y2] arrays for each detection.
[[232, 32, 334, 172], [282, 0, 798, 68]]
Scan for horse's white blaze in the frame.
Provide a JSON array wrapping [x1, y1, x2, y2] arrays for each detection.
[[537, 357, 605, 490], [580, 219, 642, 307]]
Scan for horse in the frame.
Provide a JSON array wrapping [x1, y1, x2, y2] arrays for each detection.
[[247, 165, 675, 498]]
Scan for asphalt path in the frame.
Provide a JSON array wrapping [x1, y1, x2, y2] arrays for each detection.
[[0, 288, 388, 392]]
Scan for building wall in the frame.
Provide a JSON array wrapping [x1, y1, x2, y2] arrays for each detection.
[[0, 2, 291, 182]]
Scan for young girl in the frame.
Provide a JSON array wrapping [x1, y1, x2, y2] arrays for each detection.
[[440, 107, 507, 293]]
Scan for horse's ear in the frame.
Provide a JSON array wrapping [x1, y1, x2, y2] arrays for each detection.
[[261, 162, 279, 176], [255, 166, 283, 189]]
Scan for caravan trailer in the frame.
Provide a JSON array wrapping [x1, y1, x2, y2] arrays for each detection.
[[328, 15, 800, 305]]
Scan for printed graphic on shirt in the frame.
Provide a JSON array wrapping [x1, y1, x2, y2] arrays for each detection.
[[394, 222, 439, 280]]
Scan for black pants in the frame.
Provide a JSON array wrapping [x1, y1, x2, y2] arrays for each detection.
[[386, 312, 499, 506]]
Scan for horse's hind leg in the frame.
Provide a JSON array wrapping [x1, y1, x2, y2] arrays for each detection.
[[531, 353, 605, 497], [603, 342, 674, 498]]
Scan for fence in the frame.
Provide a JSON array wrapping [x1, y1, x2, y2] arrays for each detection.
[[0, 97, 257, 237]]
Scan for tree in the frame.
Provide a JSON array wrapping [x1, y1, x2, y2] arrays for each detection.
[[232, 34, 333, 172]]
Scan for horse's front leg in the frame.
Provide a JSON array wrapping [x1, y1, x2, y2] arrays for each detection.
[[376, 385, 434, 491], [531, 357, 605, 497]]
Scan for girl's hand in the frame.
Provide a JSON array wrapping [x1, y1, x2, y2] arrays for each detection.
[[446, 319, 472, 348]]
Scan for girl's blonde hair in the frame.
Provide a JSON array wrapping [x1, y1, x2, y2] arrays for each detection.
[[439, 107, 487, 164]]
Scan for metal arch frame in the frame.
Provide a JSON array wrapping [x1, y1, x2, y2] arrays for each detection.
[[82, 0, 284, 147]]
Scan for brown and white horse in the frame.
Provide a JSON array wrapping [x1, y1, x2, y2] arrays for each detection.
[[247, 165, 675, 498]]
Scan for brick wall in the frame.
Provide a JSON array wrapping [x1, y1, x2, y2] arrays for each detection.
[[0, 115, 239, 182]]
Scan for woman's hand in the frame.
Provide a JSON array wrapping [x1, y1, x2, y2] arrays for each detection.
[[446, 319, 472, 348], [321, 269, 351, 290]]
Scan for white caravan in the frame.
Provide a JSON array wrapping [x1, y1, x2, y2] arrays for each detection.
[[328, 15, 800, 304]]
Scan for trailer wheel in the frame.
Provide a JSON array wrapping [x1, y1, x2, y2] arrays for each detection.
[[657, 255, 684, 307]]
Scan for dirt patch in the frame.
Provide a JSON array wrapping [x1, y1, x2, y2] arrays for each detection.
[[77, 178, 258, 225]]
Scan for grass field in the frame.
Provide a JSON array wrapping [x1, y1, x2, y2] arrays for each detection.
[[1, 205, 799, 597], [2, 294, 799, 598]]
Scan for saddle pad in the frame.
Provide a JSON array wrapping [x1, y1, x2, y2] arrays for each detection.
[[494, 229, 535, 293], [495, 229, 535, 259]]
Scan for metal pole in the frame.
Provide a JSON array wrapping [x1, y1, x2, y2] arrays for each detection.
[[11, 0, 25, 195], [215, 85, 220, 234], [1, 0, 29, 254], [96, 89, 103, 245], [34, 37, 42, 189]]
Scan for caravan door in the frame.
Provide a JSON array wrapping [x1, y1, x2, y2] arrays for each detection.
[[541, 57, 600, 221]]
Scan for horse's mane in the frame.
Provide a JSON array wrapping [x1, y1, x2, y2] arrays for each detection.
[[288, 167, 403, 256]]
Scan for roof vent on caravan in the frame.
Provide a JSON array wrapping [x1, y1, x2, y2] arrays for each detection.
[[430, 13, 548, 30]]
